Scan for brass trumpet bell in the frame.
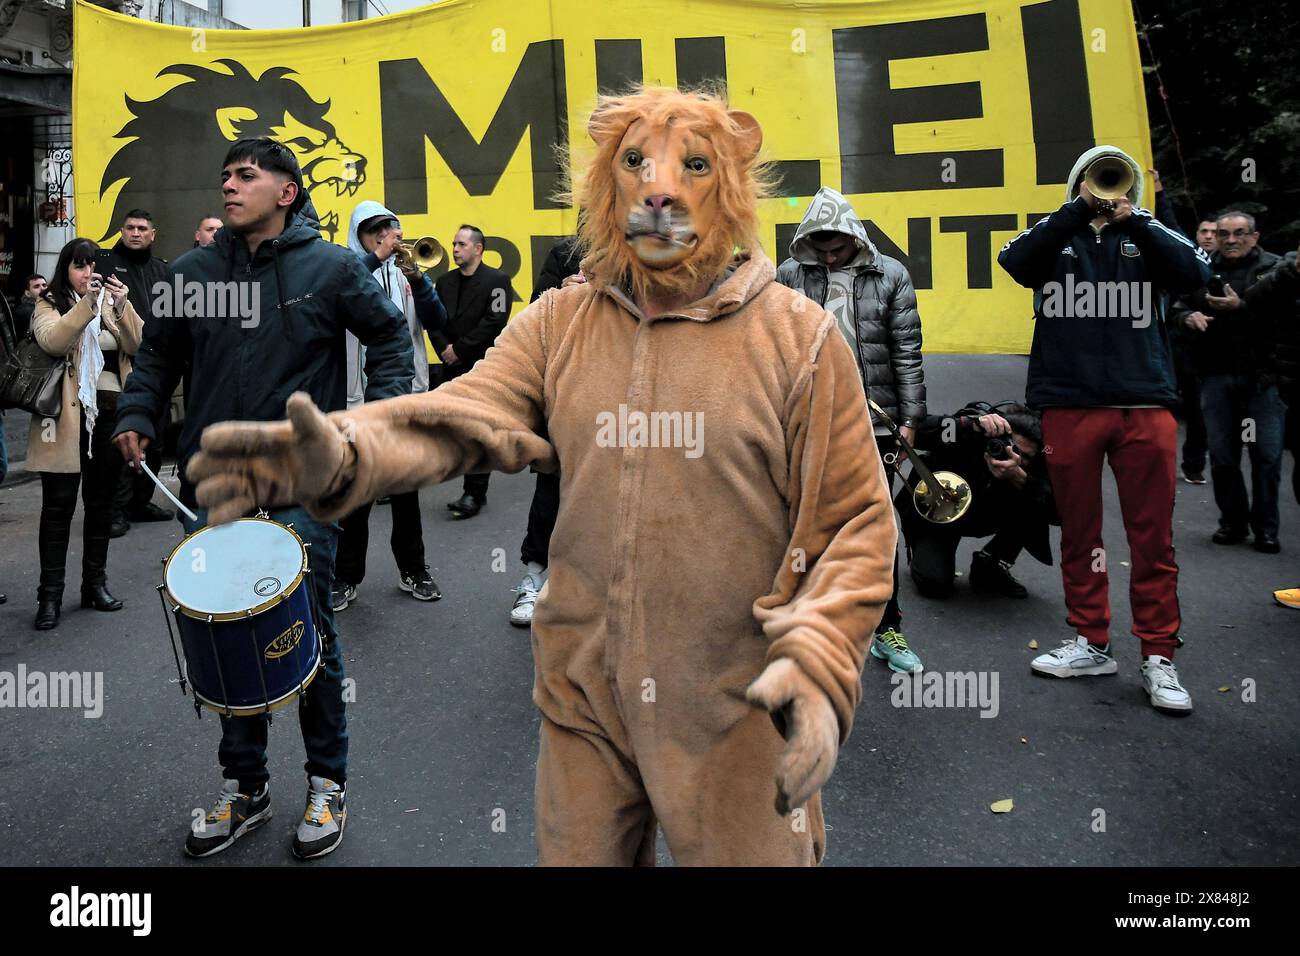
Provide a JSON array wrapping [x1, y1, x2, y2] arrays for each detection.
[[869, 399, 974, 525], [912, 471, 973, 524], [1082, 156, 1135, 202], [394, 235, 445, 272]]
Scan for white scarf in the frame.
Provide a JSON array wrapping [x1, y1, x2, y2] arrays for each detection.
[[75, 288, 108, 456]]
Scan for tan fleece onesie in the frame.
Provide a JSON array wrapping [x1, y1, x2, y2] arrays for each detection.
[[312, 252, 897, 864]]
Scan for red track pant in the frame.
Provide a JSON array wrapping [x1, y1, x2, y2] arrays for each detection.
[[1041, 408, 1181, 658]]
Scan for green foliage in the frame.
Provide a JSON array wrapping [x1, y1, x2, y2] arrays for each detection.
[[1137, 0, 1300, 249]]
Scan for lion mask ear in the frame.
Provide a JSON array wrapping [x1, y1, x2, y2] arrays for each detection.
[[728, 110, 763, 163]]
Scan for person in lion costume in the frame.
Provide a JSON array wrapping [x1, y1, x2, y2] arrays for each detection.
[[188, 87, 897, 866]]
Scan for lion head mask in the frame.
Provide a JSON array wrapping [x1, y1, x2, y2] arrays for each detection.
[[573, 87, 771, 304]]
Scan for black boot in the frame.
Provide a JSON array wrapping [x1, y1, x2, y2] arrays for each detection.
[[82, 527, 124, 612], [446, 493, 484, 518], [969, 549, 1029, 598], [37, 490, 73, 629], [81, 582, 124, 612], [35, 597, 61, 630]]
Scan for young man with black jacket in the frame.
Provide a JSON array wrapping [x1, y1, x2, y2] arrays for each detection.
[[109, 209, 173, 531], [112, 138, 413, 860], [998, 145, 1211, 714], [431, 224, 514, 517]]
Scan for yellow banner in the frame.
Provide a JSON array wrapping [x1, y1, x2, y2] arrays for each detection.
[[73, 0, 1153, 353]]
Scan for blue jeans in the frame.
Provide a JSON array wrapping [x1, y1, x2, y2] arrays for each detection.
[[1200, 375, 1287, 538], [181, 504, 348, 788]]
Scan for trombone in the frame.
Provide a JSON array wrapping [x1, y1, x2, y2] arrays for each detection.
[[869, 399, 973, 524], [393, 235, 446, 273]]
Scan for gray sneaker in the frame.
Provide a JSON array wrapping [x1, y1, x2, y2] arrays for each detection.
[[1031, 636, 1118, 678], [1141, 657, 1193, 713], [292, 776, 347, 860], [184, 779, 272, 858]]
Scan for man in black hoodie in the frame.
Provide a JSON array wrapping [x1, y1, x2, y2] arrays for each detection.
[[998, 145, 1210, 714], [109, 209, 173, 531], [113, 138, 412, 861]]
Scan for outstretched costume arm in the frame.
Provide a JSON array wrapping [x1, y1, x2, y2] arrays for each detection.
[[752, 315, 898, 744], [188, 293, 556, 524]]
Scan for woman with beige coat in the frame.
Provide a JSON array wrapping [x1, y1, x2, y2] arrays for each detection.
[[30, 237, 143, 630]]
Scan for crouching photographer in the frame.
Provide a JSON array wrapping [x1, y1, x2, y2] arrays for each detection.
[[899, 403, 1058, 599]]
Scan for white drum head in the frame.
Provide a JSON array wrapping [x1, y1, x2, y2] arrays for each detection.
[[165, 518, 307, 616]]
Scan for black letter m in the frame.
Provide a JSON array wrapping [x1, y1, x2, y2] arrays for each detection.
[[380, 40, 567, 214]]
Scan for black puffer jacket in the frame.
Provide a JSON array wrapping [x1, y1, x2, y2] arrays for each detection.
[[776, 186, 925, 432], [110, 239, 168, 329]]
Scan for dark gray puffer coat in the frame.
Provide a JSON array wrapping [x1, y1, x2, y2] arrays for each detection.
[[775, 186, 926, 433]]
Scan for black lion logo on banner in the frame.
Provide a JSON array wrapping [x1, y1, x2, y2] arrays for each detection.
[[98, 59, 368, 254]]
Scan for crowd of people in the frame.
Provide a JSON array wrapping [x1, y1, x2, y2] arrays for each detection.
[[0, 127, 1296, 861]]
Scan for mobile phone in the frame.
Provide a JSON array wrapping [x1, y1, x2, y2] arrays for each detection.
[[92, 250, 117, 283], [1206, 275, 1226, 297]]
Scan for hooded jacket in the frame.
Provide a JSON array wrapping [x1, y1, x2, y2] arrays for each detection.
[[998, 145, 1212, 409], [115, 204, 413, 504], [344, 200, 447, 406], [775, 186, 925, 433]]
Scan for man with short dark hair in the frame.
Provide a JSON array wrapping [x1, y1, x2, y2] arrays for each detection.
[[113, 136, 413, 861], [110, 208, 173, 530], [1174, 211, 1286, 553], [194, 215, 222, 247], [431, 223, 513, 517], [13, 274, 46, 339]]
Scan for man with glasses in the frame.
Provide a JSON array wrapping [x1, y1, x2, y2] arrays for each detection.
[[1173, 211, 1286, 553]]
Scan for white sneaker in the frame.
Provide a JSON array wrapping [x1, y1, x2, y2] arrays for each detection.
[[510, 573, 542, 627], [1141, 656, 1193, 713], [1031, 636, 1118, 678]]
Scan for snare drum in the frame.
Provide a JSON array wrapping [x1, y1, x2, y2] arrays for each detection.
[[160, 517, 322, 716]]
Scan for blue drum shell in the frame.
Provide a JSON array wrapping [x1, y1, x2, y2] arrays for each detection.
[[176, 580, 320, 715]]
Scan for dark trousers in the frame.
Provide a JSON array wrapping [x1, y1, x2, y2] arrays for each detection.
[[433, 363, 490, 500], [335, 490, 426, 586], [1041, 408, 1180, 658], [521, 470, 561, 567], [1173, 347, 1207, 473], [38, 392, 124, 601], [1201, 375, 1286, 538], [876, 438, 903, 633], [907, 523, 1023, 599], [112, 411, 164, 518], [181, 504, 348, 788]]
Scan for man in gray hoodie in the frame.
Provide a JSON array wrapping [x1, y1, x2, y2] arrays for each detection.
[[777, 186, 927, 674]]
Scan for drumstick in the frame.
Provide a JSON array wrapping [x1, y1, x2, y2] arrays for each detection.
[[140, 460, 199, 523]]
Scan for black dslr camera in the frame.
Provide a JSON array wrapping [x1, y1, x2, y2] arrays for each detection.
[[986, 437, 1019, 461]]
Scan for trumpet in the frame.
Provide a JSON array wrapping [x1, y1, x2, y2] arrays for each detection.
[[393, 235, 445, 272], [1082, 156, 1135, 214], [869, 399, 972, 524]]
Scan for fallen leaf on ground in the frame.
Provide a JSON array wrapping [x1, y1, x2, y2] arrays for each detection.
[[1217, 686, 1231, 693], [990, 799, 1014, 814], [1028, 640, 1039, 650], [1020, 737, 1028, 745]]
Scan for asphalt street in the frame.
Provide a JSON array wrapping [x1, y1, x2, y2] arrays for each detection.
[[1, 355, 1297, 867]]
